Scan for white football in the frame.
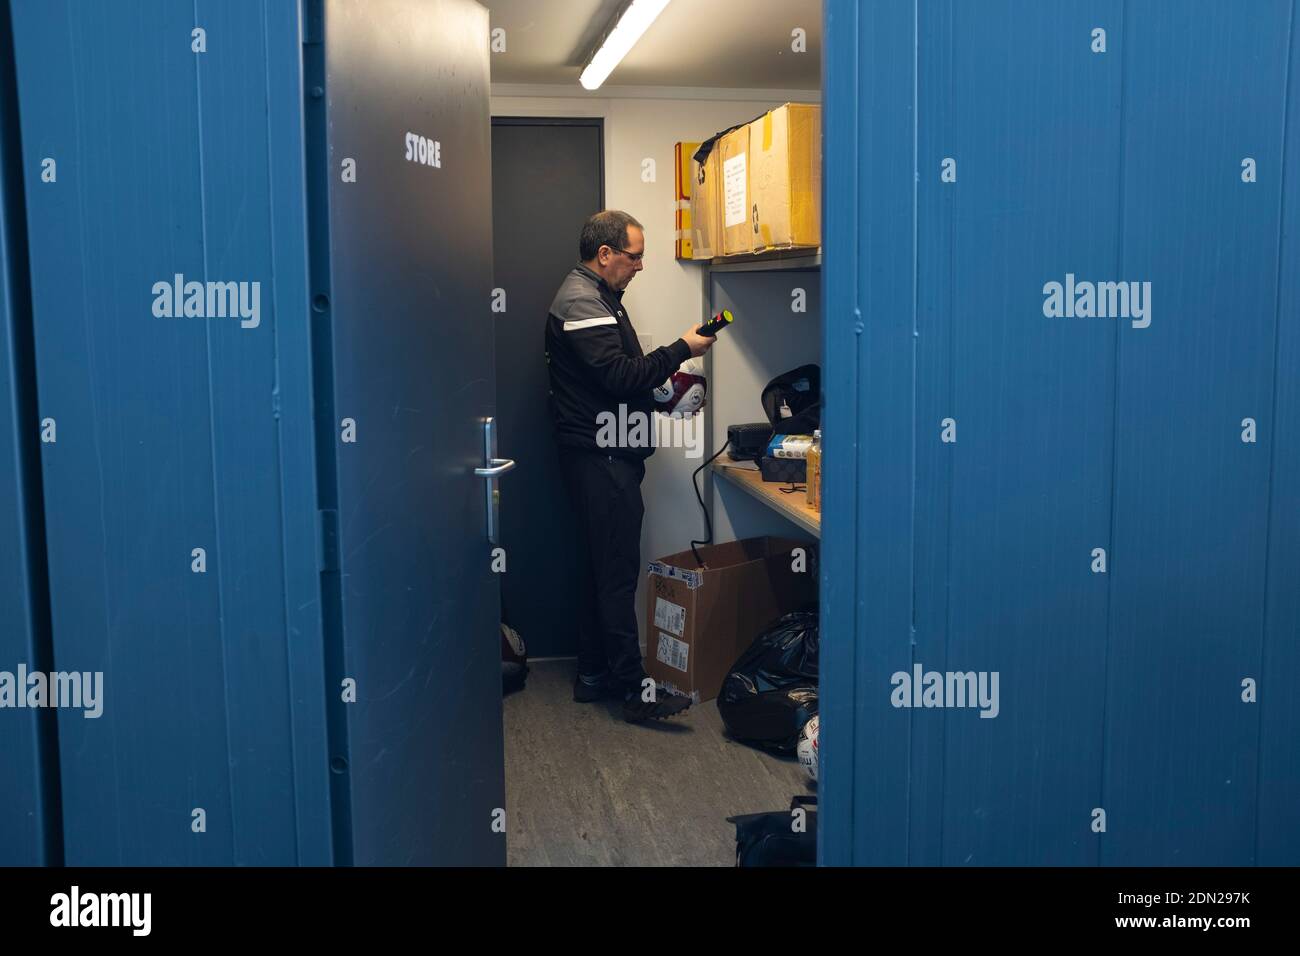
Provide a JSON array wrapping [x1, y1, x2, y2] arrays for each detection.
[[797, 715, 819, 782]]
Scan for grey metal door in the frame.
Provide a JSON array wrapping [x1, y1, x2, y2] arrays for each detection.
[[320, 0, 506, 865]]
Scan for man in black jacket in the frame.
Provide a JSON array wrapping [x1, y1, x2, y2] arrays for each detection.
[[545, 210, 715, 723]]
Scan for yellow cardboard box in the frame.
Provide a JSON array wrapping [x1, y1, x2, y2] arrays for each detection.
[[748, 103, 821, 252]]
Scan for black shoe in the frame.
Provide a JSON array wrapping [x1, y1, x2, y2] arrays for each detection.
[[573, 673, 618, 703], [622, 682, 692, 723]]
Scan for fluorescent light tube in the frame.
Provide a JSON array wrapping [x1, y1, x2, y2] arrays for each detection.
[[579, 0, 671, 90]]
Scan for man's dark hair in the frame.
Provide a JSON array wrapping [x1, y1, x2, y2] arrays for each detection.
[[579, 210, 644, 261]]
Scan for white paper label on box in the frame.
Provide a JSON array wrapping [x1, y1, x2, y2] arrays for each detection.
[[657, 632, 689, 673], [723, 152, 747, 228], [654, 597, 686, 636]]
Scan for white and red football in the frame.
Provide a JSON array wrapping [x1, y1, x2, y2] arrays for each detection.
[[653, 358, 707, 417]]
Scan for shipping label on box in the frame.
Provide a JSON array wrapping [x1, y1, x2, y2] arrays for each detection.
[[656, 632, 689, 673], [654, 596, 686, 636], [723, 152, 747, 228]]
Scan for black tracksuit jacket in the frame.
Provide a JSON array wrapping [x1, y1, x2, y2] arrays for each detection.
[[544, 263, 691, 460]]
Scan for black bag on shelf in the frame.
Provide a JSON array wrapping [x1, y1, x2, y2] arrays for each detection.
[[728, 795, 818, 867], [761, 364, 821, 437], [717, 609, 819, 753]]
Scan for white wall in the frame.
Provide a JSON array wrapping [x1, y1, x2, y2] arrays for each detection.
[[490, 85, 819, 649]]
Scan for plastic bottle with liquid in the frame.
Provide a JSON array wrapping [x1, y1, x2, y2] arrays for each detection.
[[807, 429, 822, 512]]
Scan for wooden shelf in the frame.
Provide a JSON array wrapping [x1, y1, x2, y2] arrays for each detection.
[[708, 249, 822, 273], [712, 460, 821, 538]]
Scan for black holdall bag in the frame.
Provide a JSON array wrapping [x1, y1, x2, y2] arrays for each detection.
[[728, 795, 818, 867], [761, 364, 821, 437]]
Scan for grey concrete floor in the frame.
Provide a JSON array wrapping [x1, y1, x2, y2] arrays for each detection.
[[503, 658, 815, 866]]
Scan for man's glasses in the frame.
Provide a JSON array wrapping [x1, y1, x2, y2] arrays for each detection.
[[609, 246, 644, 263]]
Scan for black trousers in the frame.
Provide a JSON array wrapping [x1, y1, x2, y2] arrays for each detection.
[[558, 448, 648, 692]]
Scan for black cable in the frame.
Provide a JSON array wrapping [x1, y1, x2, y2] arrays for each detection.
[[689, 438, 731, 568]]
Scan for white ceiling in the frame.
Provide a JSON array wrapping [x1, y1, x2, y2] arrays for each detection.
[[483, 0, 822, 90]]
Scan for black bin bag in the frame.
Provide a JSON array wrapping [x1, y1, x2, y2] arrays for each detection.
[[718, 609, 819, 753]]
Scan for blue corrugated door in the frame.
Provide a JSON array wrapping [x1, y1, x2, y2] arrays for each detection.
[[8, 0, 333, 865], [822, 0, 1300, 866]]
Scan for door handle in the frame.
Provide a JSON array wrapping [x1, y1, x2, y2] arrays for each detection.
[[475, 458, 516, 477], [479, 418, 514, 544]]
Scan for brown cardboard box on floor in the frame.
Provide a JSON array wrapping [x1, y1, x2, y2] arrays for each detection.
[[644, 537, 817, 703]]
